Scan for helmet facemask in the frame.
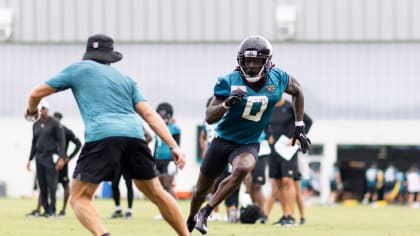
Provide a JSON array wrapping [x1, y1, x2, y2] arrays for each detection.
[[238, 53, 271, 83]]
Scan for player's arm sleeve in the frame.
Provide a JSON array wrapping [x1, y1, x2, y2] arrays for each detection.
[[67, 130, 82, 159], [272, 68, 289, 93], [131, 79, 146, 106], [213, 77, 231, 97], [45, 63, 79, 91]]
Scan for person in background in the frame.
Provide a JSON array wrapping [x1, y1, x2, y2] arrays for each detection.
[[266, 96, 313, 226], [24, 34, 189, 236], [396, 169, 407, 205], [154, 102, 181, 199], [292, 152, 311, 225], [362, 162, 380, 205], [26, 100, 66, 218], [383, 163, 398, 204], [187, 35, 311, 235], [53, 112, 82, 217], [151, 102, 181, 221], [406, 164, 420, 208], [328, 162, 343, 205]]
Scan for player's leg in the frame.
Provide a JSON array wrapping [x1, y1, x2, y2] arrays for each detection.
[[36, 162, 50, 215], [159, 173, 177, 198], [70, 179, 106, 236], [110, 166, 123, 218], [193, 152, 255, 234], [58, 165, 70, 216], [224, 183, 240, 223], [265, 178, 278, 217], [124, 138, 189, 235], [187, 173, 217, 231], [278, 177, 296, 224], [187, 138, 228, 232], [209, 153, 256, 208], [123, 176, 134, 219], [134, 178, 189, 236], [45, 160, 58, 215], [70, 137, 124, 236]]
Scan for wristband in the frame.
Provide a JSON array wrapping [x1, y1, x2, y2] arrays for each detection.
[[222, 102, 230, 110], [169, 145, 179, 151], [295, 121, 304, 126]]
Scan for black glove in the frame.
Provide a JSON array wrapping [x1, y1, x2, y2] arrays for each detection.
[[224, 90, 247, 107], [292, 125, 311, 153]]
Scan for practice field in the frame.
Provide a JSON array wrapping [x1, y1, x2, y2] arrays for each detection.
[[0, 198, 418, 236]]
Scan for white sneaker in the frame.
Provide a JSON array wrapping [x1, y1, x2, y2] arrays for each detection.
[[208, 212, 222, 221]]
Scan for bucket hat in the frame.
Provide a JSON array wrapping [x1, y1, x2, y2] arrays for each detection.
[[82, 34, 122, 63]]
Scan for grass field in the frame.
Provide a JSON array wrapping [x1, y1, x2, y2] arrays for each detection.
[[0, 197, 418, 236]]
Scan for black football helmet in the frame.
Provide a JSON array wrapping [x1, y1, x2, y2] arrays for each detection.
[[156, 102, 173, 123], [237, 35, 273, 83]]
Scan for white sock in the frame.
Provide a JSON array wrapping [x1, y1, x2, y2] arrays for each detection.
[[115, 206, 121, 211], [126, 208, 132, 213]]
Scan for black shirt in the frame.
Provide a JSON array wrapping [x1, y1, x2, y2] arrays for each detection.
[[266, 100, 313, 142], [29, 116, 66, 160]]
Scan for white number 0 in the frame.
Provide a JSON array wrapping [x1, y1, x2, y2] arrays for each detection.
[[242, 96, 268, 122]]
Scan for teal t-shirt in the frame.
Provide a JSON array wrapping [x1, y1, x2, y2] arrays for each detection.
[[46, 60, 146, 142]]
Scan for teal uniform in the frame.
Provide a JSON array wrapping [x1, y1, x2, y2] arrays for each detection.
[[214, 68, 288, 144], [154, 122, 181, 160]]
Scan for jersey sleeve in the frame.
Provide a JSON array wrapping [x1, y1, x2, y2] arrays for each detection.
[[214, 77, 231, 97], [271, 68, 289, 92], [131, 79, 146, 105], [45, 62, 80, 91]]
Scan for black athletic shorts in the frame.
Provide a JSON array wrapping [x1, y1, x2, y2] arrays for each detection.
[[58, 164, 70, 185], [268, 152, 298, 179], [200, 137, 259, 179], [73, 137, 159, 183], [251, 155, 268, 185]]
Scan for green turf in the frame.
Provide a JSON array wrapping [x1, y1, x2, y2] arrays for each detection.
[[0, 197, 418, 236]]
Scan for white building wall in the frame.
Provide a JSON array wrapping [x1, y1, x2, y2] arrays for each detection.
[[1, 0, 420, 42]]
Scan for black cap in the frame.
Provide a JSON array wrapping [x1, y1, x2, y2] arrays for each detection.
[[53, 112, 63, 120]]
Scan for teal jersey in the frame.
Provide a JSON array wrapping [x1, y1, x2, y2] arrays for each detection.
[[154, 122, 181, 160], [214, 68, 289, 144], [366, 167, 378, 187], [46, 60, 146, 142]]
